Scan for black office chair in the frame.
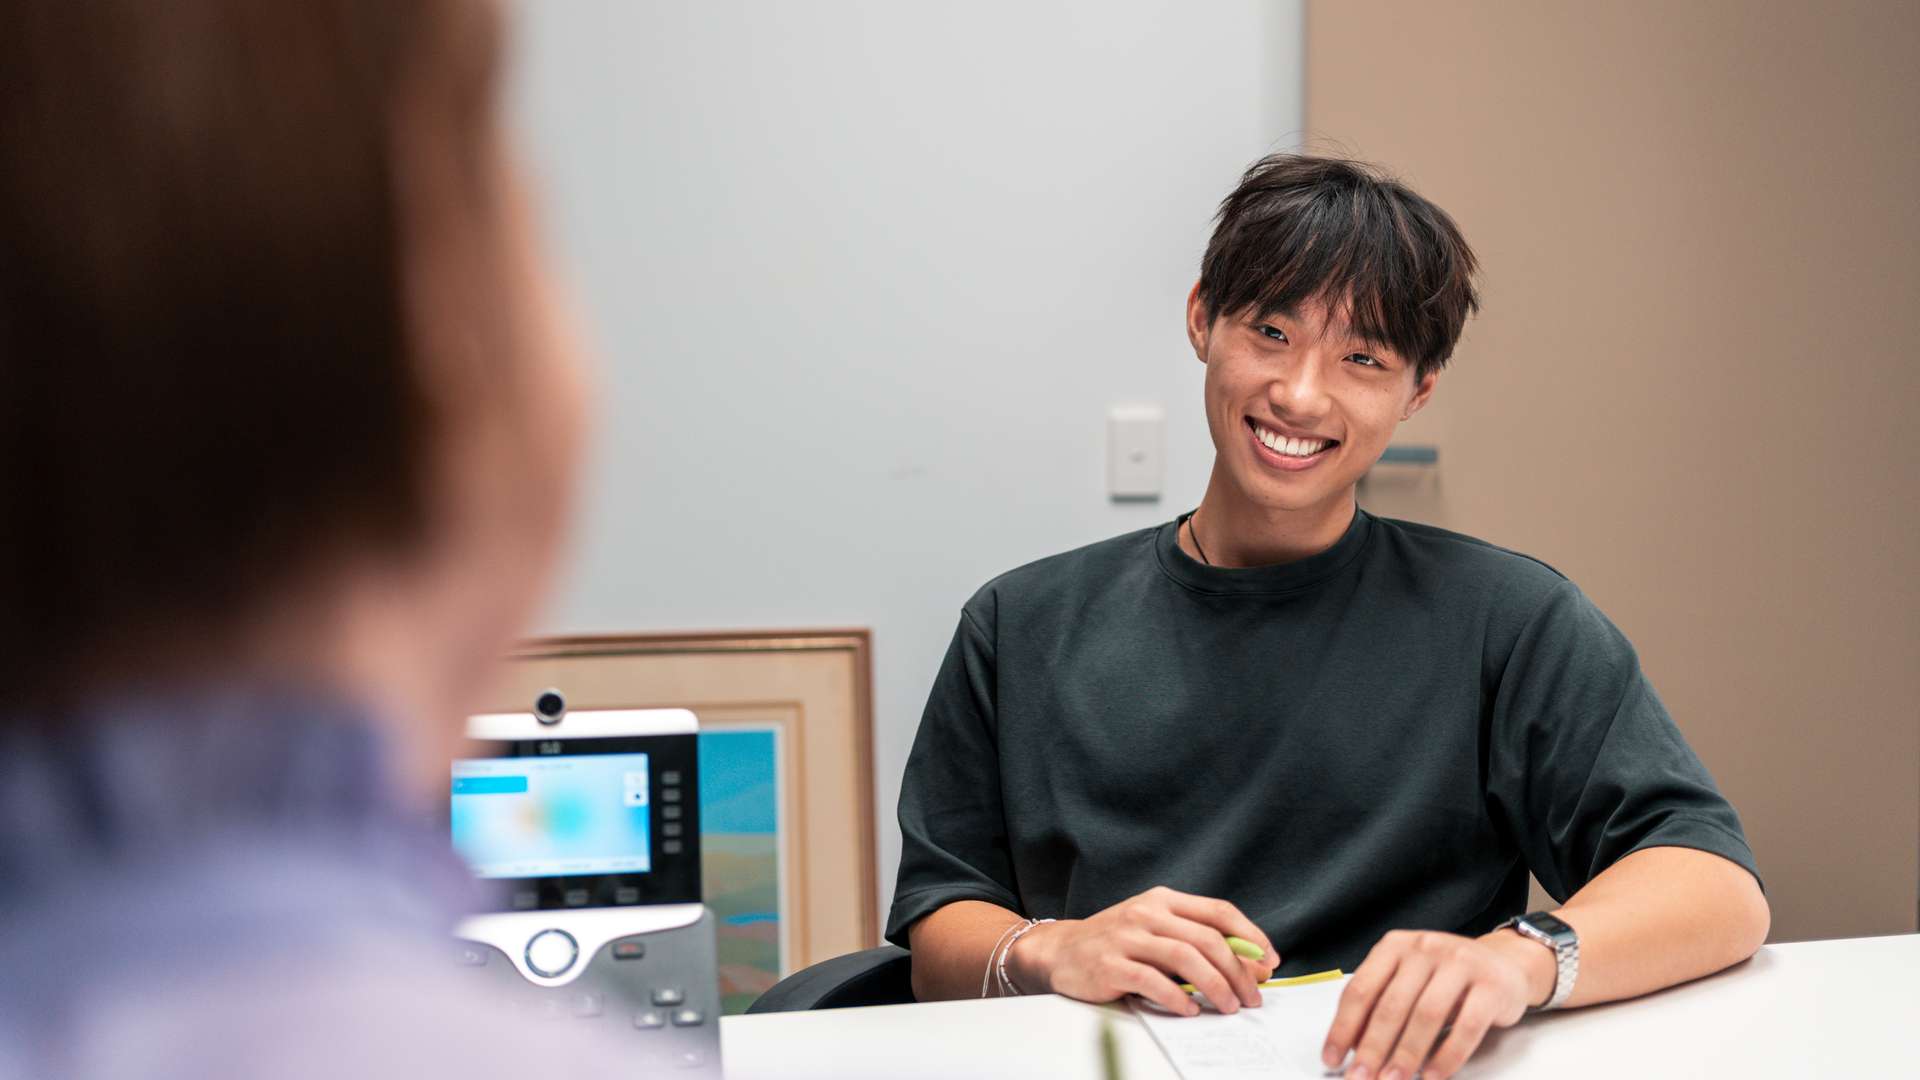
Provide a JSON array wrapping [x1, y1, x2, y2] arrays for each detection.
[[745, 946, 916, 1013]]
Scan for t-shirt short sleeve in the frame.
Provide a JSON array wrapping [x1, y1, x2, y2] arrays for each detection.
[[886, 606, 1023, 947], [1486, 578, 1761, 902]]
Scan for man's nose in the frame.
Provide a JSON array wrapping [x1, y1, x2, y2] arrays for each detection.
[[1269, 352, 1333, 418]]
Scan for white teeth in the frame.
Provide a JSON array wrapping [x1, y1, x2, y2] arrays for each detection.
[[1254, 425, 1329, 458]]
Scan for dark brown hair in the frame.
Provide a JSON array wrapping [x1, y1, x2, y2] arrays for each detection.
[[1197, 154, 1480, 380], [0, 1, 503, 706]]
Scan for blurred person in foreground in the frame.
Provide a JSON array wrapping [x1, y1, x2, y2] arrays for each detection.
[[0, 2, 623, 1076]]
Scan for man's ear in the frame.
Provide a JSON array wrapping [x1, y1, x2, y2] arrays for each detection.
[[1402, 370, 1439, 420], [1185, 282, 1211, 363]]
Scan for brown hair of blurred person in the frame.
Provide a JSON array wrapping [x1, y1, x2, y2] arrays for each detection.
[[0, 1, 587, 785]]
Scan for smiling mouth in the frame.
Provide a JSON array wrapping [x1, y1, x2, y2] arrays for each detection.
[[1246, 418, 1339, 459]]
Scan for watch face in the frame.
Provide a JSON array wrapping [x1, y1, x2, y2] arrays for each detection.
[[1525, 912, 1575, 939]]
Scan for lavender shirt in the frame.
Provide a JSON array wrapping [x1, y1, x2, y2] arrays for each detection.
[[0, 689, 635, 1079]]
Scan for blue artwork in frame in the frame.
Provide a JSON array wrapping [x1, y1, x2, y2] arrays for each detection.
[[698, 727, 782, 1014]]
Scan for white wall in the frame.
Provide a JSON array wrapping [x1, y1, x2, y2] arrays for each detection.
[[510, 0, 1304, 926]]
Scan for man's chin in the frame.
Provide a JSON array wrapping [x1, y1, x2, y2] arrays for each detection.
[[1234, 471, 1358, 516]]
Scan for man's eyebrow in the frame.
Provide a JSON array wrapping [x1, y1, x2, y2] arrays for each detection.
[[1250, 303, 1300, 325], [1344, 326, 1392, 351]]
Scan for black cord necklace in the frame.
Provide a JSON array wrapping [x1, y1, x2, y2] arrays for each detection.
[[1185, 509, 1212, 566]]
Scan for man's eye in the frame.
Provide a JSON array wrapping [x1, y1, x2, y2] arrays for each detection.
[[1259, 325, 1289, 343], [1346, 353, 1381, 367]]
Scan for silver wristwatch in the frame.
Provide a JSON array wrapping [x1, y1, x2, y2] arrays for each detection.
[[1497, 911, 1579, 1011]]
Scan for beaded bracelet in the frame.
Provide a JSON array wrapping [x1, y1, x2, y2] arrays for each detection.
[[981, 920, 1026, 998], [996, 917, 1056, 997]]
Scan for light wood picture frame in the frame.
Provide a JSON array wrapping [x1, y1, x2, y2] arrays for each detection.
[[483, 630, 877, 1013]]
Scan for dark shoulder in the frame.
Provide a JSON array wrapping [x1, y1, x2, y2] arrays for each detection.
[[959, 524, 1162, 636], [1367, 514, 1572, 615]]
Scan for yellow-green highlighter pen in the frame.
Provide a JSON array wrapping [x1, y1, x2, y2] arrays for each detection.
[[1225, 935, 1266, 962], [1176, 935, 1344, 994]]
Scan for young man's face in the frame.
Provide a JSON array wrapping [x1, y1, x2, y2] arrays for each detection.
[[1187, 288, 1437, 516]]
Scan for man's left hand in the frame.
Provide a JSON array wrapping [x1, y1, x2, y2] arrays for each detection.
[[1320, 928, 1554, 1080]]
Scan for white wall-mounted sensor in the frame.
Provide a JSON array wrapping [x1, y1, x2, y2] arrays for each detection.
[[1107, 404, 1165, 500]]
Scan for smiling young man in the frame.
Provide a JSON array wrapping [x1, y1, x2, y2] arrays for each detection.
[[887, 155, 1769, 1080]]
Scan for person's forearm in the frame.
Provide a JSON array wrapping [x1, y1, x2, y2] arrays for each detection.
[[1481, 845, 1770, 1009], [905, 900, 1028, 1001]]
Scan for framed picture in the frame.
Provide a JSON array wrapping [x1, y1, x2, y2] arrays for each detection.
[[483, 630, 877, 1013]]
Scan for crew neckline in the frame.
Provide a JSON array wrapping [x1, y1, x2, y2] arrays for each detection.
[[1154, 504, 1375, 596]]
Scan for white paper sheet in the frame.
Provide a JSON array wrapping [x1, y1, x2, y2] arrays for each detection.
[[1134, 978, 1348, 1080]]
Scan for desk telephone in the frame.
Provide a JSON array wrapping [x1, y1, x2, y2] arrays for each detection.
[[449, 694, 722, 1074]]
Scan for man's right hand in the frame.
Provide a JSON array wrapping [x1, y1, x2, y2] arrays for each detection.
[[1005, 886, 1278, 1016]]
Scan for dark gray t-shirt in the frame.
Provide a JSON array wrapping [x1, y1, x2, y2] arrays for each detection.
[[887, 510, 1759, 975]]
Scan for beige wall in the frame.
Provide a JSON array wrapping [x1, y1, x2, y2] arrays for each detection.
[[1307, 0, 1919, 942]]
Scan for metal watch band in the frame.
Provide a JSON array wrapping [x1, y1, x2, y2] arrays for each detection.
[[1499, 912, 1579, 1011]]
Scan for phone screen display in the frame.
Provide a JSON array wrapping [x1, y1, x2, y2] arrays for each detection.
[[448, 732, 699, 910], [450, 752, 652, 879]]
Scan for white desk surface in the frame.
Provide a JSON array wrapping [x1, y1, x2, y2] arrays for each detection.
[[720, 933, 1918, 1079]]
